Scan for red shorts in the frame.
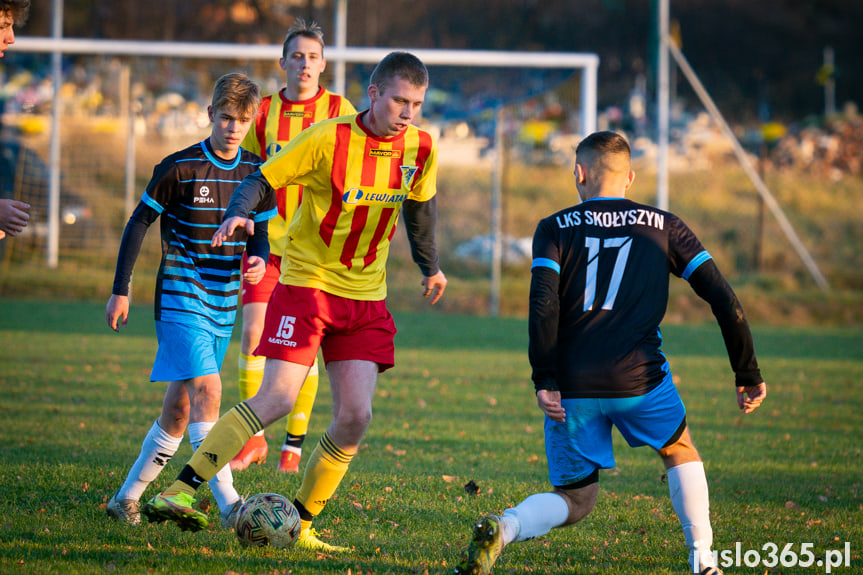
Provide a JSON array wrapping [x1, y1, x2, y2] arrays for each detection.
[[255, 283, 396, 372], [241, 252, 282, 305]]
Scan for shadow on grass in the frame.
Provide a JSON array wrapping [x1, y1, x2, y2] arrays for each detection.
[[1, 299, 156, 337], [4, 300, 861, 360]]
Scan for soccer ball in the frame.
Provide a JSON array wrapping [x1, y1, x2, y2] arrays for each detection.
[[235, 493, 301, 548]]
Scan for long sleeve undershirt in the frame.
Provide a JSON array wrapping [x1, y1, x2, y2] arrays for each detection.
[[112, 201, 269, 297], [402, 197, 440, 277], [111, 202, 159, 296], [687, 259, 763, 387]]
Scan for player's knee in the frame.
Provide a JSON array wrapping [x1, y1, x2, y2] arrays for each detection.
[[162, 403, 190, 429], [335, 406, 372, 438], [241, 323, 264, 354], [348, 408, 372, 431], [658, 428, 701, 468], [197, 381, 222, 403]]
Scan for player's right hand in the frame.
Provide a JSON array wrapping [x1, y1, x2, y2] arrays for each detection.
[[106, 294, 130, 332], [0, 199, 31, 237], [243, 255, 266, 285], [212, 216, 255, 247], [537, 389, 566, 422]]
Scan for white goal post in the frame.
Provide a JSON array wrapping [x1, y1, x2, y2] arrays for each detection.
[[13, 37, 599, 137], [13, 34, 598, 315]]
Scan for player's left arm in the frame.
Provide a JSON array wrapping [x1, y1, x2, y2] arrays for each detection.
[[420, 270, 447, 305], [403, 196, 446, 304], [670, 215, 765, 411], [736, 382, 767, 414], [238, 176, 276, 283], [242, 218, 270, 285], [687, 259, 766, 411]]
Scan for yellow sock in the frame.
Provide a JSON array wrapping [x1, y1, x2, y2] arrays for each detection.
[[166, 483, 197, 498], [286, 358, 319, 438], [295, 432, 355, 517], [238, 352, 265, 401], [300, 519, 313, 533], [166, 402, 262, 495]]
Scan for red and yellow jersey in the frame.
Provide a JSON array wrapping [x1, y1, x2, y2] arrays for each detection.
[[241, 86, 356, 258], [260, 112, 438, 300]]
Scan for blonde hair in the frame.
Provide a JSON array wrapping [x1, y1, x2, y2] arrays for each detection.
[[211, 73, 262, 118]]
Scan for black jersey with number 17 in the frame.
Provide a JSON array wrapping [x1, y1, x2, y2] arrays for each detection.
[[529, 197, 713, 398]]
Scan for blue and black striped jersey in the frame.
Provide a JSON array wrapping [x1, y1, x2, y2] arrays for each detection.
[[529, 197, 759, 398], [114, 139, 276, 337]]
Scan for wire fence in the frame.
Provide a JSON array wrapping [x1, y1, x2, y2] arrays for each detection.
[[0, 51, 590, 313]]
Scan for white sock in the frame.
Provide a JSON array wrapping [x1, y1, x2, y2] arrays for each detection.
[[188, 421, 240, 512], [667, 461, 716, 572], [116, 420, 182, 502], [501, 492, 569, 544]]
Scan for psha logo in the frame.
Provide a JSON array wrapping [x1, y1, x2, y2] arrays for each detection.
[[195, 185, 215, 204], [268, 315, 298, 347]]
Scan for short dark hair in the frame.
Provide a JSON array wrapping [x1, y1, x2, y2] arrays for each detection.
[[575, 131, 631, 159], [282, 18, 325, 59], [369, 51, 428, 93], [575, 131, 632, 174], [1, 0, 31, 26]]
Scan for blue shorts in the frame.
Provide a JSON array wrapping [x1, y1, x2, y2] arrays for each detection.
[[545, 373, 686, 487], [151, 321, 231, 382]]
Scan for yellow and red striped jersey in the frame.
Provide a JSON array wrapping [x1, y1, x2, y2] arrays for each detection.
[[260, 112, 439, 300], [241, 86, 355, 259]]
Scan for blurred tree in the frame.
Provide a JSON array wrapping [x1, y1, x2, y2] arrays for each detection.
[[16, 0, 863, 122]]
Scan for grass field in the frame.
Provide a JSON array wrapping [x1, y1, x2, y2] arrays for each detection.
[[0, 299, 861, 574]]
